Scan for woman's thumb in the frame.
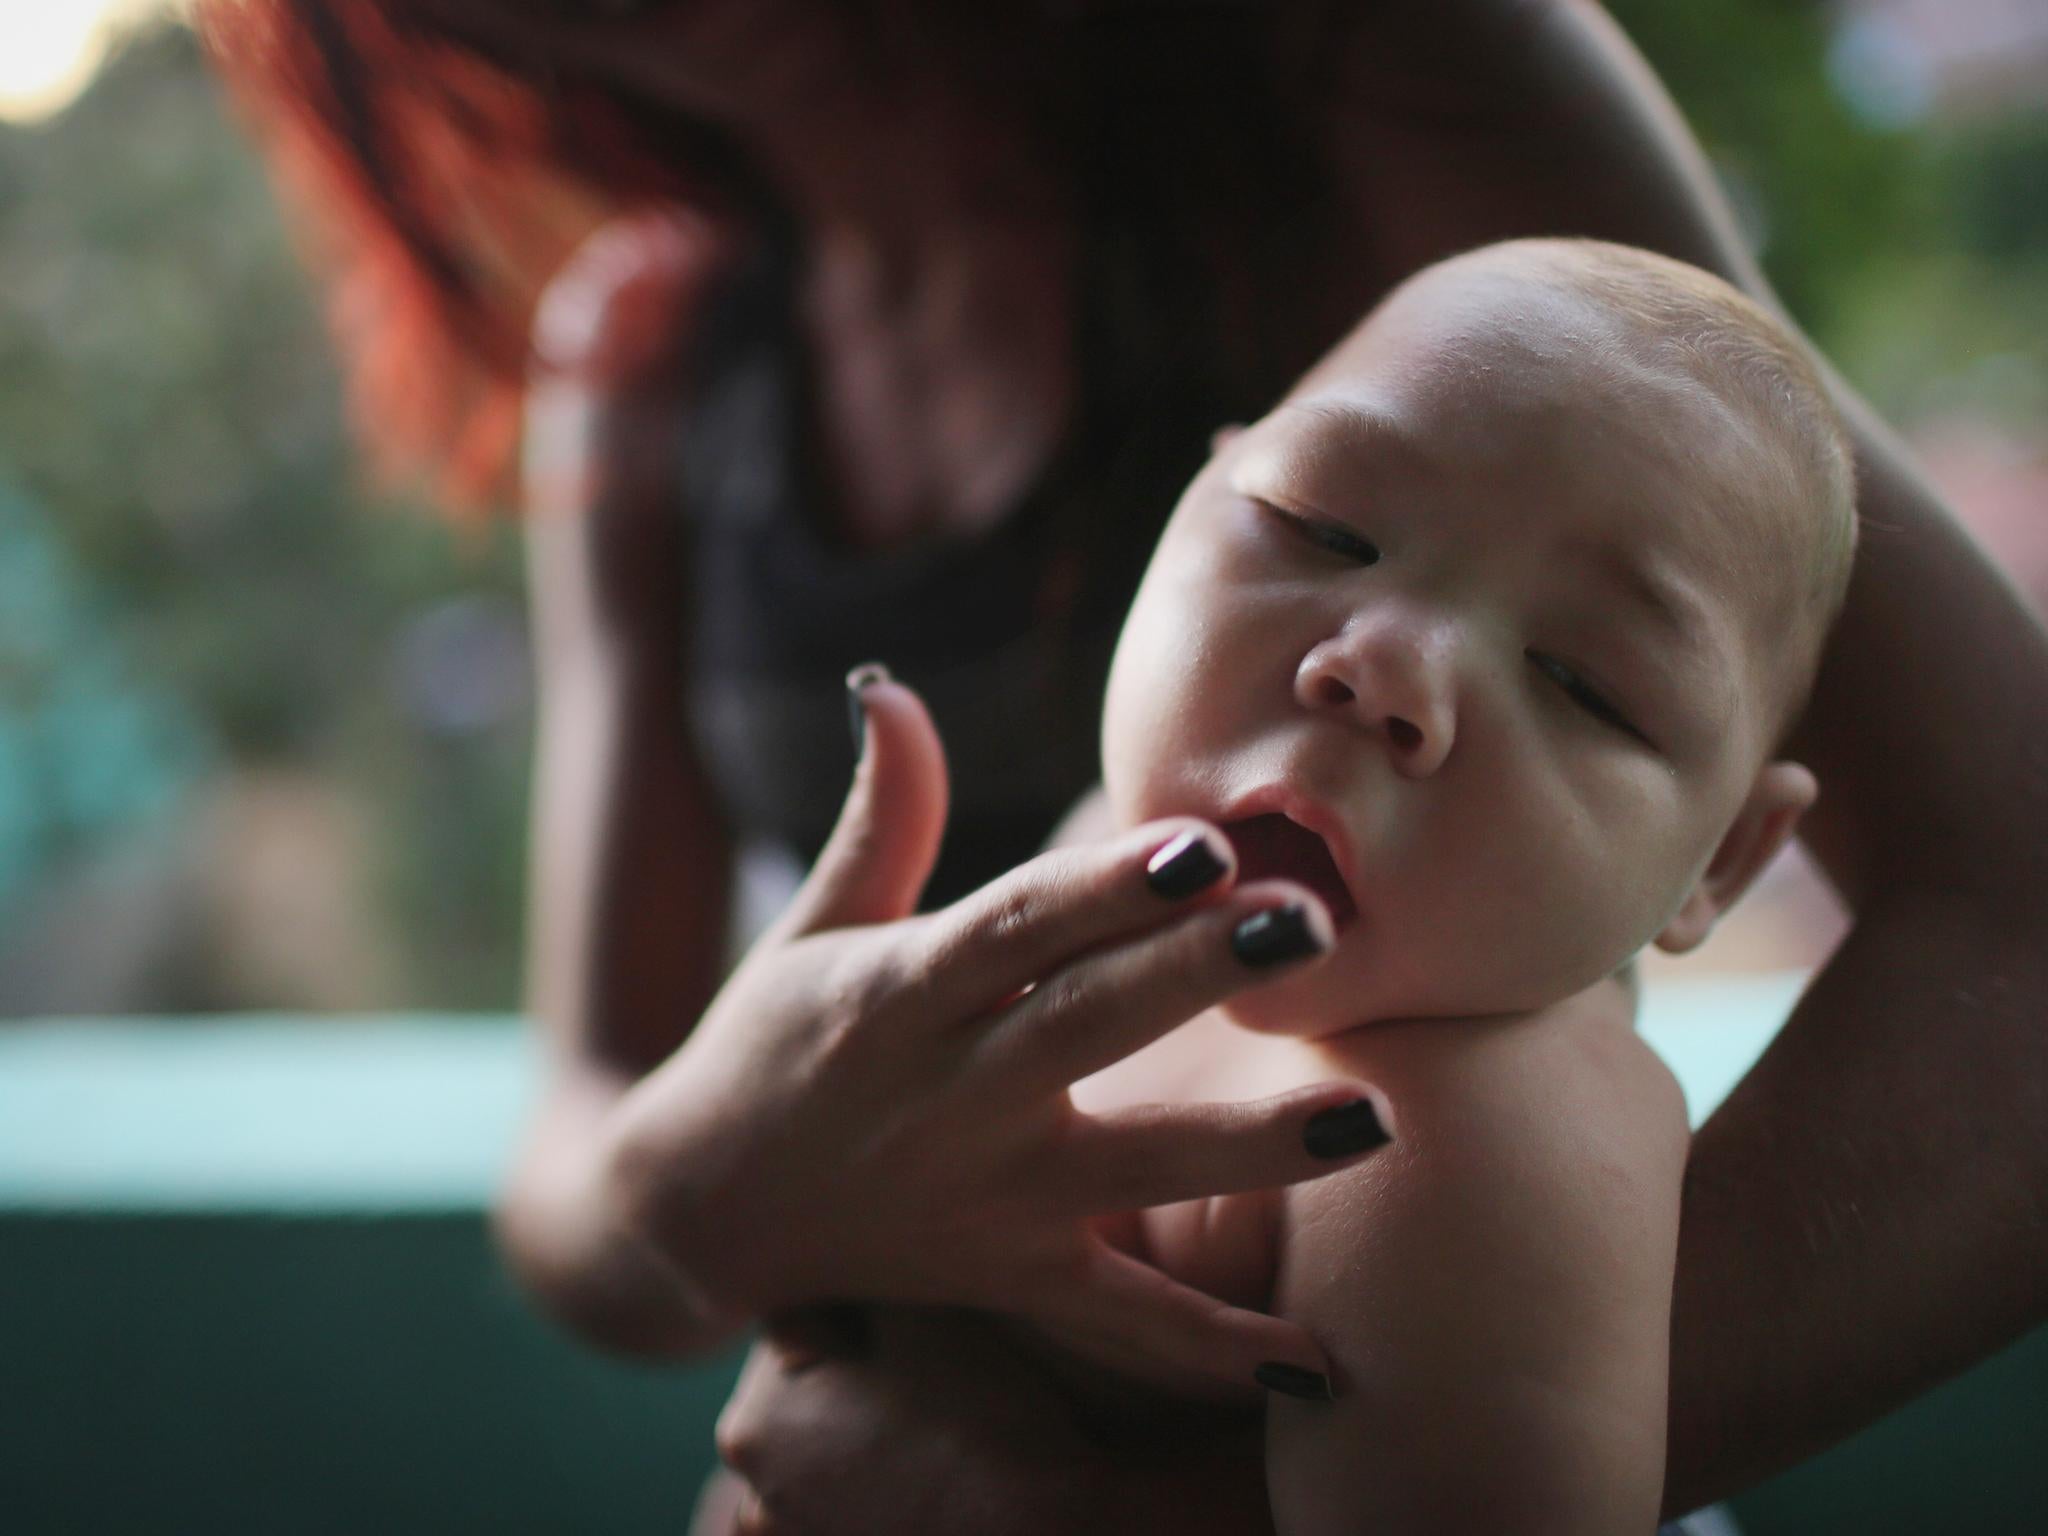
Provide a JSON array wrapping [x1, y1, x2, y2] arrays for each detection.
[[777, 665, 950, 937]]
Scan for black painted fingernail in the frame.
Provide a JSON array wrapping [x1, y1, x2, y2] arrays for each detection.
[[1146, 831, 1228, 900], [1255, 1362, 1335, 1402], [1304, 1099, 1391, 1159], [1231, 905, 1323, 968], [845, 662, 889, 752]]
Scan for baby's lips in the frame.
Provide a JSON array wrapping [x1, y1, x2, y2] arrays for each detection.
[[1216, 810, 1360, 931]]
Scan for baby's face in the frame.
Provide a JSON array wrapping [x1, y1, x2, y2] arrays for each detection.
[[1102, 260, 1814, 1033]]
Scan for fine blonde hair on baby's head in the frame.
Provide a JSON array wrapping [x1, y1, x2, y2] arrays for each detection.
[[1444, 239, 1859, 744]]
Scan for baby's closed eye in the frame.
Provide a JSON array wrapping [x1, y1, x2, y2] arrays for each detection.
[[1255, 499, 1382, 566], [1526, 650, 1647, 741]]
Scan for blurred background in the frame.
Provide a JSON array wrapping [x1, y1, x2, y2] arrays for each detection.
[[0, 0, 2039, 1024], [1, 0, 2044, 1016], [2, 4, 2044, 1532]]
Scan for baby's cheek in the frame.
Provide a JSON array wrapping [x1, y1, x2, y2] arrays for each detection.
[[1393, 852, 1631, 1016], [1099, 712, 1176, 829], [1100, 618, 1181, 803], [1502, 854, 1674, 1001]]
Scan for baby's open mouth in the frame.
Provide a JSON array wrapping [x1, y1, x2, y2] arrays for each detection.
[[1220, 813, 1359, 931]]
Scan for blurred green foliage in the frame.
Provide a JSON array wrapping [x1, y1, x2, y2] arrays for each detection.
[[1609, 0, 1911, 335], [1611, 0, 2048, 434], [0, 21, 530, 1007]]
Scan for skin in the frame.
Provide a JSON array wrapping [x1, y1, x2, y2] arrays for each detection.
[[482, 0, 2048, 1528], [1102, 248, 1822, 1037]]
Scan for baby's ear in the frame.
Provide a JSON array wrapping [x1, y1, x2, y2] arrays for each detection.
[[1654, 761, 1818, 955], [1209, 422, 1247, 456]]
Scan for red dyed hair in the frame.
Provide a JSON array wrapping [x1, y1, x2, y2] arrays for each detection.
[[194, 0, 749, 517]]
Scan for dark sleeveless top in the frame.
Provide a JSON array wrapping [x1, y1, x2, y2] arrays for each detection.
[[675, 14, 1348, 908], [679, 220, 1216, 909]]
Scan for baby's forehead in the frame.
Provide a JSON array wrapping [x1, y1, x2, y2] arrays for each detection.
[[1286, 298, 1785, 577], [1273, 271, 1824, 680], [1316, 260, 1721, 427]]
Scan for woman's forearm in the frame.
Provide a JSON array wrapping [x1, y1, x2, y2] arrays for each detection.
[[1668, 905, 2048, 1514], [504, 637, 742, 1351], [510, 404, 744, 1355], [497, 1066, 746, 1359], [710, 1310, 1281, 1536], [1661, 401, 2048, 1515], [501, 680, 743, 1358]]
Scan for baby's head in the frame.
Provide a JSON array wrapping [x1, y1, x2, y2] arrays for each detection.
[[1102, 239, 1857, 1034]]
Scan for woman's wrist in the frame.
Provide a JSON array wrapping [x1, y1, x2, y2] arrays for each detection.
[[495, 1070, 744, 1359], [600, 1051, 794, 1329]]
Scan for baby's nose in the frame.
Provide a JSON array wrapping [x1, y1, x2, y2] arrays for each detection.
[[1294, 626, 1457, 777]]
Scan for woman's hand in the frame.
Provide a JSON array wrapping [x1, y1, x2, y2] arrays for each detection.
[[603, 669, 1393, 1392], [696, 1308, 1275, 1536]]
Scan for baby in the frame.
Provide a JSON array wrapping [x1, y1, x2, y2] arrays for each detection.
[[1048, 237, 1856, 1532]]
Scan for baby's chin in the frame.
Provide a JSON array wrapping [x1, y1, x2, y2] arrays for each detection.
[[1217, 947, 1594, 1038], [1216, 956, 1395, 1040]]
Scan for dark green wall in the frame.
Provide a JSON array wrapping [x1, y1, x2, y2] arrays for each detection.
[[2, 1214, 742, 1535], [4, 1212, 2043, 1533]]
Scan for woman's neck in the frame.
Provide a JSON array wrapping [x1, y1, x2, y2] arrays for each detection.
[[759, 80, 1081, 546], [557, 4, 1082, 543], [753, 58, 1064, 262]]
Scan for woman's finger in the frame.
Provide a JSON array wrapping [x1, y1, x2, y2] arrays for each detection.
[[1061, 1083, 1395, 1213], [905, 817, 1241, 1022], [1029, 1237, 1336, 1399], [773, 668, 951, 939], [974, 881, 1335, 1091], [688, 1468, 751, 1536], [733, 1487, 774, 1536]]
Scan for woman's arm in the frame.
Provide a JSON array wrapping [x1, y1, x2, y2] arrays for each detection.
[[707, 1308, 1276, 1536], [1669, 398, 2048, 1511], [702, 984, 1687, 1536], [1326, 0, 2048, 1513], [499, 214, 745, 1356]]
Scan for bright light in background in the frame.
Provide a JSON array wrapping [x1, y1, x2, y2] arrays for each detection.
[[0, 1, 177, 125]]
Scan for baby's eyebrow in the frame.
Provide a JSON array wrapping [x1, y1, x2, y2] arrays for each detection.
[[1559, 532, 1715, 666], [1284, 398, 1406, 445], [1255, 399, 1414, 497]]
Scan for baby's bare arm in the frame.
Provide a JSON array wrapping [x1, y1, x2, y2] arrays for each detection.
[[1267, 983, 1690, 1535]]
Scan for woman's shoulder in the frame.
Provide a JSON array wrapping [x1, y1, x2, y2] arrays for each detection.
[[530, 210, 744, 389]]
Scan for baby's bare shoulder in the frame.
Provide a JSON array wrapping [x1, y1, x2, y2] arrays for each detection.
[[1267, 988, 1688, 1528], [1279, 981, 1692, 1329], [1314, 977, 1688, 1175]]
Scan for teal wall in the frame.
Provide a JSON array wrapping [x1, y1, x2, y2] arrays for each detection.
[[1732, 1325, 2048, 1531]]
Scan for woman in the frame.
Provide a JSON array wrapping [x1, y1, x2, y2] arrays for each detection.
[[198, 1, 2048, 1528]]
